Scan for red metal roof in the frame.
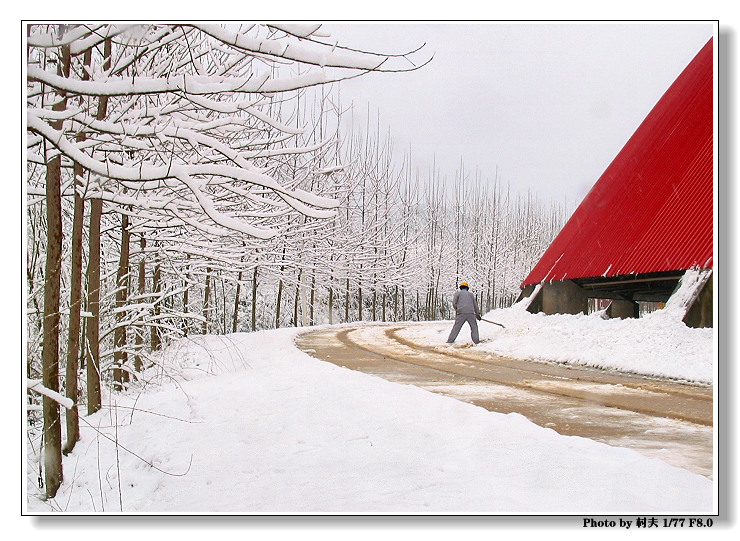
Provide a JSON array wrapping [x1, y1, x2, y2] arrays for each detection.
[[522, 38, 714, 287]]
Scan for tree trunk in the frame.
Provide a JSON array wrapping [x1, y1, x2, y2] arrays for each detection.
[[358, 285, 363, 321], [344, 278, 350, 323], [134, 235, 146, 370], [276, 278, 283, 329], [202, 267, 211, 335], [424, 286, 431, 321], [275, 248, 286, 329], [309, 271, 315, 325], [63, 46, 91, 456], [433, 270, 442, 320], [182, 253, 190, 337], [42, 149, 63, 498], [402, 287, 406, 322], [486, 279, 491, 313], [372, 286, 377, 321], [113, 213, 130, 390], [41, 40, 70, 498], [299, 270, 309, 327], [328, 286, 334, 325], [232, 270, 242, 333], [85, 37, 111, 416], [220, 277, 227, 334], [150, 253, 161, 350], [251, 266, 258, 332], [293, 269, 301, 327], [85, 193, 103, 416], [63, 179, 83, 455], [382, 290, 386, 322]]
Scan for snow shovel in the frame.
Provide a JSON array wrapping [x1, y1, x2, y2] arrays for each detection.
[[480, 317, 506, 328]]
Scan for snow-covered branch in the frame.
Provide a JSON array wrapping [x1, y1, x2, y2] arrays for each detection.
[[193, 24, 390, 71], [27, 112, 340, 213], [27, 379, 74, 410]]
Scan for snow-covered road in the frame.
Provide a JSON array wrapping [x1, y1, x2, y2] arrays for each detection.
[[296, 322, 713, 478]]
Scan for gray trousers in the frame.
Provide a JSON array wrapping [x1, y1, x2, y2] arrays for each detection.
[[446, 313, 480, 344]]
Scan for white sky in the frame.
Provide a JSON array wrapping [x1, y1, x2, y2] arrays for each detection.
[[320, 22, 714, 205]]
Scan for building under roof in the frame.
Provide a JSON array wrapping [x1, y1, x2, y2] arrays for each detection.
[[520, 38, 714, 328]]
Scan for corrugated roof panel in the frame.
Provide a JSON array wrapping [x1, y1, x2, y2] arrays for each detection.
[[522, 38, 713, 286]]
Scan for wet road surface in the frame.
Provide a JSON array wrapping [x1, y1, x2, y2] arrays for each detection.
[[295, 324, 713, 478]]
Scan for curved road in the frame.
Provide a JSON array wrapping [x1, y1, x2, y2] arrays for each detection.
[[295, 323, 713, 478]]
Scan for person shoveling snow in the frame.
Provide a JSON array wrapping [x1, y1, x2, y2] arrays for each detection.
[[446, 282, 483, 344]]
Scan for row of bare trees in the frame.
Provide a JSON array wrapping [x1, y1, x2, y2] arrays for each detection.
[[25, 23, 430, 499], [26, 24, 568, 501]]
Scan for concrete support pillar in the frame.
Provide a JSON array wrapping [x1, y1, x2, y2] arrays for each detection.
[[683, 272, 713, 328], [537, 280, 588, 315], [606, 299, 639, 319]]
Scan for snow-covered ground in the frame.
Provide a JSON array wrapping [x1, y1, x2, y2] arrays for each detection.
[[25, 299, 715, 517]]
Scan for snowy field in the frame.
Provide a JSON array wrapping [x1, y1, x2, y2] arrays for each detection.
[[25, 298, 715, 517]]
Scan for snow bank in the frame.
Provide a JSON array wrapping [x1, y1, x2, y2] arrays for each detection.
[[401, 296, 713, 384]]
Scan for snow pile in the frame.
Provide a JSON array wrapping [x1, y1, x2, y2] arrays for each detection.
[[662, 268, 713, 319], [401, 296, 713, 384], [26, 316, 713, 514]]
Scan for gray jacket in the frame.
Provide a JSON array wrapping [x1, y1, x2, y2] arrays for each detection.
[[452, 289, 480, 317]]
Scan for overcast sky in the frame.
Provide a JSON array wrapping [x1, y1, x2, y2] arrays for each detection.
[[320, 22, 714, 206]]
